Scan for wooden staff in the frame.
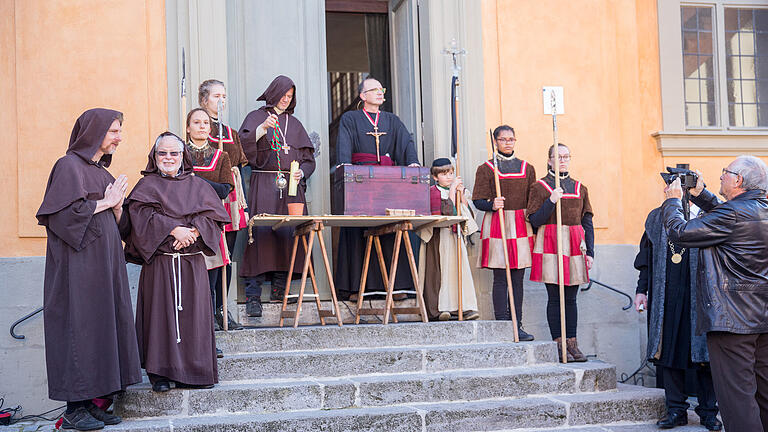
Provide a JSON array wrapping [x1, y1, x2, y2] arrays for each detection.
[[218, 98, 228, 332], [550, 92, 567, 363], [445, 41, 466, 321], [453, 78, 464, 321], [486, 130, 520, 343]]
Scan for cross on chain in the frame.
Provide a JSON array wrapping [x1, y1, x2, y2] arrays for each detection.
[[281, 142, 290, 155], [366, 125, 387, 163]]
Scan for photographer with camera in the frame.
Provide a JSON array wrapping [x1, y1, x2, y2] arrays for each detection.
[[634, 165, 720, 430], [662, 155, 768, 432]]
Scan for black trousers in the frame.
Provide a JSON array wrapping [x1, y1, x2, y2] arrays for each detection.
[[707, 331, 768, 432], [544, 283, 579, 339], [208, 231, 238, 310], [492, 268, 524, 322], [658, 364, 718, 417], [243, 271, 288, 300]]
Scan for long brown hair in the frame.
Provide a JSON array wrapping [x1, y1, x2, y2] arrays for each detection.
[[185, 108, 211, 142]]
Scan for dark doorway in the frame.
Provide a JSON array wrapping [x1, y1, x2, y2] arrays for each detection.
[[325, 1, 393, 167]]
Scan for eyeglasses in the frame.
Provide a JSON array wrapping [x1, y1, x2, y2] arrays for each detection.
[[553, 155, 571, 161], [722, 168, 740, 177], [157, 151, 181, 157], [363, 87, 387, 94], [496, 138, 517, 143]]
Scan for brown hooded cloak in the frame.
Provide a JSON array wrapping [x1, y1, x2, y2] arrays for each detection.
[[35, 108, 141, 401], [238, 75, 316, 278], [124, 133, 229, 385]]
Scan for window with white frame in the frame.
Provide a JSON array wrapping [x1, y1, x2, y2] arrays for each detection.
[[680, 4, 768, 129]]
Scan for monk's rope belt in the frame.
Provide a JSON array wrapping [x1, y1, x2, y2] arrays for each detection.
[[162, 251, 204, 344], [251, 169, 290, 174]]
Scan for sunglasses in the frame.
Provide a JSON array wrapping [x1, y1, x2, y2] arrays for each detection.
[[157, 151, 181, 157], [363, 87, 387, 94]]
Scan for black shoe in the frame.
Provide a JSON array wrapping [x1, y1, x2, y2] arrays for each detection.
[[227, 311, 244, 330], [656, 411, 688, 429], [517, 326, 535, 341], [152, 380, 171, 393], [246, 296, 262, 317], [699, 416, 722, 431], [86, 403, 121, 426], [216, 347, 224, 358], [61, 407, 104, 431], [175, 382, 214, 389]]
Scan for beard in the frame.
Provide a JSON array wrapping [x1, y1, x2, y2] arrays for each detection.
[[159, 161, 182, 176]]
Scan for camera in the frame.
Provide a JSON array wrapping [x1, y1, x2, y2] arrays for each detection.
[[660, 164, 698, 189]]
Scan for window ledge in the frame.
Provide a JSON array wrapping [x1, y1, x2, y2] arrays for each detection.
[[653, 131, 768, 156]]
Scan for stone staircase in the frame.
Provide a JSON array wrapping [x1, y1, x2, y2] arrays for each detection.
[[111, 321, 665, 431]]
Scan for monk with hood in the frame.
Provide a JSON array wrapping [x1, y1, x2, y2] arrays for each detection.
[[123, 132, 230, 392], [36, 108, 141, 431], [238, 75, 316, 316]]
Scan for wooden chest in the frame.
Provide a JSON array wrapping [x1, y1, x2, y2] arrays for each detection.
[[332, 165, 431, 215]]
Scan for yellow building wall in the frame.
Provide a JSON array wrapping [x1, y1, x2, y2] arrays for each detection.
[[481, 0, 767, 246], [0, 0, 168, 257]]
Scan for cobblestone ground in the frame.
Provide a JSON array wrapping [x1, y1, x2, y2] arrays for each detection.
[[0, 421, 57, 432]]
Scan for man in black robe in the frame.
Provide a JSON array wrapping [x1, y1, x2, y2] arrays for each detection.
[[634, 204, 721, 431], [36, 108, 141, 431], [124, 132, 230, 392], [335, 77, 421, 300]]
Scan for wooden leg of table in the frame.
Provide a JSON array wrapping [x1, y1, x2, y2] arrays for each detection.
[[302, 235, 325, 326], [293, 230, 315, 328], [383, 231, 403, 325], [403, 232, 428, 323], [355, 236, 373, 325], [374, 236, 398, 323], [373, 237, 390, 288], [280, 235, 300, 327], [317, 229, 343, 327]]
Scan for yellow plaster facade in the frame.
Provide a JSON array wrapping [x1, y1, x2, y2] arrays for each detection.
[[0, 0, 168, 257], [1, 0, 766, 257]]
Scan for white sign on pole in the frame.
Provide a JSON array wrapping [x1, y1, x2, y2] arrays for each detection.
[[542, 86, 564, 115]]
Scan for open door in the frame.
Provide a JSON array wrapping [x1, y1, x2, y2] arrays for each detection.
[[389, 0, 423, 164]]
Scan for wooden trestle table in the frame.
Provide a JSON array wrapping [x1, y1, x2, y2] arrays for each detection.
[[247, 215, 467, 327]]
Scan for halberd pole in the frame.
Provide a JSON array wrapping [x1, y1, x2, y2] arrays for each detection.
[[486, 130, 520, 343]]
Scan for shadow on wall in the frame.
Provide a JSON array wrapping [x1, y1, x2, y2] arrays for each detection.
[[0, 258, 142, 417]]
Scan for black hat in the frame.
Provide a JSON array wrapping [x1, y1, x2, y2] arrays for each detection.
[[431, 157, 452, 168]]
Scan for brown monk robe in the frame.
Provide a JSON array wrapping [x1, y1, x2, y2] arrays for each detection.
[[36, 109, 141, 408], [238, 75, 316, 308], [123, 132, 230, 389]]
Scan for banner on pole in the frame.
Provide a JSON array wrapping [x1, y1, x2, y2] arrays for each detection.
[[542, 86, 564, 115]]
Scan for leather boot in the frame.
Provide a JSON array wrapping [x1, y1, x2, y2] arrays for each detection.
[[246, 296, 262, 317], [554, 337, 575, 362], [566, 337, 588, 362]]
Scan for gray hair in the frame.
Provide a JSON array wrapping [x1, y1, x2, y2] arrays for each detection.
[[199, 79, 225, 107], [731, 155, 768, 192], [154, 132, 185, 152]]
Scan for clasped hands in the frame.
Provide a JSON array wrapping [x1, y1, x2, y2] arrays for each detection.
[[171, 226, 199, 250]]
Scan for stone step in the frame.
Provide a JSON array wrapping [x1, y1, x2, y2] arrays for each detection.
[[109, 384, 664, 431], [216, 320, 524, 354], [116, 362, 616, 419], [217, 341, 557, 381]]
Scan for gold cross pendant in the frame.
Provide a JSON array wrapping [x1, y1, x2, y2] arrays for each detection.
[[366, 125, 387, 163]]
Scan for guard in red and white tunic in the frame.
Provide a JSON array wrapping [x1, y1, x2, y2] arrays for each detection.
[[526, 143, 594, 361], [471, 126, 536, 340], [198, 79, 248, 330]]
